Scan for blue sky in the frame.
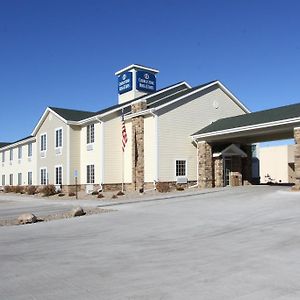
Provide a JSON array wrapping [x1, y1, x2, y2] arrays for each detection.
[[1, 0, 300, 143]]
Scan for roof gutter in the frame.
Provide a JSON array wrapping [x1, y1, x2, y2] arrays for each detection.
[[0, 136, 36, 151]]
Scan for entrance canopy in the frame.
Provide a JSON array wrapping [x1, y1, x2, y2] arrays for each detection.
[[191, 102, 300, 144]]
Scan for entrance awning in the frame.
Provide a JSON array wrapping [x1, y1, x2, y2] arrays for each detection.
[[191, 102, 300, 143]]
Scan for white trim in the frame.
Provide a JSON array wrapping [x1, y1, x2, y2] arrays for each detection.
[[155, 81, 250, 114], [115, 64, 159, 76], [154, 114, 159, 182], [174, 159, 188, 179], [0, 137, 35, 151], [192, 116, 300, 140], [99, 120, 104, 184]]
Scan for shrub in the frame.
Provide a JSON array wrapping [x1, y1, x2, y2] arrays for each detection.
[[91, 191, 98, 196], [4, 185, 12, 193], [156, 182, 170, 193], [117, 191, 124, 196], [58, 193, 65, 197], [26, 185, 37, 195], [15, 186, 24, 194], [111, 194, 118, 199], [68, 192, 76, 197], [97, 193, 104, 198], [176, 185, 185, 191], [40, 184, 57, 197]]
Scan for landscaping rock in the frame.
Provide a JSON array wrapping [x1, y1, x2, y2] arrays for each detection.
[[17, 213, 37, 224], [71, 206, 85, 217]]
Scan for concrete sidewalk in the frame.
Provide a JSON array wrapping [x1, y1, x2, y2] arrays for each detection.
[[1, 185, 300, 299]]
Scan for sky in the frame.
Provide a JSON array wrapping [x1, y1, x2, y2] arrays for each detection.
[[0, 0, 300, 143]]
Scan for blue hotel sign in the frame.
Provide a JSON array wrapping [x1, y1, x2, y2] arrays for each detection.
[[118, 72, 132, 94], [136, 71, 156, 93]]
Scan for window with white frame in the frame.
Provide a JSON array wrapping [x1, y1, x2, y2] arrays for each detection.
[[87, 124, 95, 144], [40, 134, 47, 151], [55, 128, 63, 148], [18, 173, 22, 185], [28, 143, 32, 157], [28, 172, 32, 185], [87, 164, 95, 183], [9, 174, 13, 186], [175, 160, 187, 177], [40, 168, 47, 185], [9, 149, 13, 161], [1, 151, 4, 163], [55, 166, 62, 185], [2, 175, 5, 186], [18, 146, 22, 159]]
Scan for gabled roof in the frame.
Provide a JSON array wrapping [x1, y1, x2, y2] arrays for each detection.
[[192, 102, 300, 136], [0, 136, 34, 150], [49, 107, 95, 122]]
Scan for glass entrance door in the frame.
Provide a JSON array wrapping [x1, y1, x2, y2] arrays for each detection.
[[224, 158, 232, 186]]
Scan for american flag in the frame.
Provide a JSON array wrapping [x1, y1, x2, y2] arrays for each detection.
[[121, 109, 128, 152]]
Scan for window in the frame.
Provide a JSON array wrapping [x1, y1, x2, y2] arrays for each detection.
[[87, 124, 95, 144], [28, 143, 32, 157], [10, 149, 13, 161], [55, 128, 63, 148], [40, 134, 47, 151], [40, 168, 47, 185], [18, 173, 22, 185], [87, 164, 95, 183], [176, 160, 187, 177], [18, 146, 22, 159], [1, 151, 4, 163], [2, 175, 5, 186], [28, 172, 32, 185], [55, 166, 62, 185], [9, 174, 13, 186]]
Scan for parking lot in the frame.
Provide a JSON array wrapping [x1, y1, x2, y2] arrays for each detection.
[[1, 186, 300, 299]]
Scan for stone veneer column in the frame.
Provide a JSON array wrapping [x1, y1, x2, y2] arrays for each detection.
[[214, 157, 223, 187], [131, 100, 147, 191], [198, 141, 213, 188], [293, 128, 300, 188]]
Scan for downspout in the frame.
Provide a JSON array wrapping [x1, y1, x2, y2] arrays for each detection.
[[96, 116, 104, 191], [189, 136, 199, 188]]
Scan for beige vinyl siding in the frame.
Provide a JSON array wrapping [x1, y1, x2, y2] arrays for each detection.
[[0, 141, 37, 186], [79, 122, 101, 184], [36, 111, 68, 185], [69, 125, 81, 184], [104, 116, 132, 184], [144, 116, 155, 182], [158, 87, 246, 181]]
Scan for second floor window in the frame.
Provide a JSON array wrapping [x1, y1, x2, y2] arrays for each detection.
[[41, 134, 47, 151], [1, 151, 4, 163], [28, 143, 32, 157], [18, 146, 22, 159], [55, 128, 63, 148], [10, 149, 13, 161], [87, 124, 95, 144]]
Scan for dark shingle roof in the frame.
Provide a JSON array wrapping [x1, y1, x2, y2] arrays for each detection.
[[192, 102, 300, 136], [49, 107, 95, 122], [0, 142, 11, 148]]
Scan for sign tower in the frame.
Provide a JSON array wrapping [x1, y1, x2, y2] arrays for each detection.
[[115, 64, 159, 104]]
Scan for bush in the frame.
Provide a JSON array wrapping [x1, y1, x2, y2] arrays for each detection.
[[26, 185, 37, 195], [91, 191, 98, 196], [14, 186, 24, 194], [58, 193, 65, 197], [40, 184, 57, 196], [176, 185, 185, 191], [68, 192, 76, 197], [156, 182, 170, 193], [111, 194, 118, 199], [4, 185, 12, 193], [97, 193, 104, 198], [117, 191, 124, 196]]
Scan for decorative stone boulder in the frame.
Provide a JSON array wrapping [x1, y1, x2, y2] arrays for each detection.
[[17, 213, 37, 224], [71, 206, 85, 217]]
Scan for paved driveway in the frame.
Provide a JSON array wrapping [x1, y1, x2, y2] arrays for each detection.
[[1, 186, 300, 299]]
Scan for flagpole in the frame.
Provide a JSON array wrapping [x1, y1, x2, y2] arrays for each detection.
[[122, 147, 124, 192]]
